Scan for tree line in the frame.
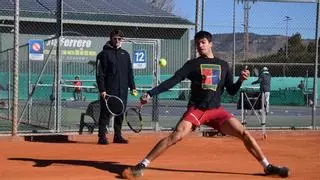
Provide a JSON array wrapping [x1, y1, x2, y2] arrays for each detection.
[[246, 33, 319, 77]]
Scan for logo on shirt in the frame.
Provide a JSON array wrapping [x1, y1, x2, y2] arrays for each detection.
[[200, 64, 221, 91]]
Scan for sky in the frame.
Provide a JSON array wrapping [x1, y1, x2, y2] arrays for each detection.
[[173, 0, 317, 39]]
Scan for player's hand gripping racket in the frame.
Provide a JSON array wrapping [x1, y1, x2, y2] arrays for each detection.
[[240, 65, 250, 81], [125, 102, 144, 133], [104, 94, 125, 116]]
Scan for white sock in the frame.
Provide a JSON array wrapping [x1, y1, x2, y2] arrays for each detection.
[[140, 158, 150, 167], [260, 158, 270, 169]]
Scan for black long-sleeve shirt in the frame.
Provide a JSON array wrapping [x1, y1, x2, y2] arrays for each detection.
[[148, 57, 242, 109]]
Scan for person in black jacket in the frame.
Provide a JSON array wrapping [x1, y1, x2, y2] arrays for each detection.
[[96, 29, 137, 144], [251, 67, 271, 114], [122, 31, 289, 179]]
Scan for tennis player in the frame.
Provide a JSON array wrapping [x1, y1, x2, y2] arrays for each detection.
[[122, 31, 289, 178]]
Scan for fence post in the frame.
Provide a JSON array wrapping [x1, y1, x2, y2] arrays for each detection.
[[12, 0, 20, 136]]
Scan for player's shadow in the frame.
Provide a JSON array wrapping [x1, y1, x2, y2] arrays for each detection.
[[8, 158, 127, 178], [9, 157, 266, 178], [149, 167, 265, 177]]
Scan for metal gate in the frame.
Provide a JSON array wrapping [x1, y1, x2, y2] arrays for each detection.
[[58, 38, 161, 133]]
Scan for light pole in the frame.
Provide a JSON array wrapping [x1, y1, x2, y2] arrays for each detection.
[[283, 16, 292, 77], [232, 0, 236, 77], [284, 16, 292, 59], [194, 0, 201, 58], [201, 0, 205, 31], [243, 0, 250, 62]]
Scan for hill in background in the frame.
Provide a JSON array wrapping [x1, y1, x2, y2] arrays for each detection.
[[210, 33, 313, 62]]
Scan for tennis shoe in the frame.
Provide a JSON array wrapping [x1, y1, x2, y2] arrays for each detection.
[[97, 137, 109, 145], [264, 164, 289, 178], [113, 136, 129, 144], [122, 163, 145, 179]]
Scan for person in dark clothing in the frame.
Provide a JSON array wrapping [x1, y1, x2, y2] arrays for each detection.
[[297, 80, 305, 90], [73, 75, 82, 101], [96, 29, 137, 144], [297, 80, 314, 105], [122, 31, 289, 179], [251, 67, 271, 114]]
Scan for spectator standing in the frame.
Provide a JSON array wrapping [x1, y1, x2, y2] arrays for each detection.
[[252, 67, 271, 114], [96, 29, 137, 144], [73, 75, 82, 101]]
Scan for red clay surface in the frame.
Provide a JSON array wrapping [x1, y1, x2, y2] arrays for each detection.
[[0, 130, 319, 180]]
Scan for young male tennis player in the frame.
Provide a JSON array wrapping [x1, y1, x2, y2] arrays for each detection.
[[122, 31, 289, 179]]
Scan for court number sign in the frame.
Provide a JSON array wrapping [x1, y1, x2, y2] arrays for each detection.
[[133, 50, 146, 69]]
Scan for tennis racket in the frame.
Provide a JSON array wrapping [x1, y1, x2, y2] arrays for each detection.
[[104, 94, 125, 116], [125, 103, 143, 133]]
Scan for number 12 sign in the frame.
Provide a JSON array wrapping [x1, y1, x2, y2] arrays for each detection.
[[133, 50, 146, 69]]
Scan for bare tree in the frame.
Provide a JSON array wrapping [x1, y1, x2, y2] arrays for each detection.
[[145, 0, 174, 13]]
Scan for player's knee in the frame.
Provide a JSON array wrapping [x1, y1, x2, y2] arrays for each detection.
[[168, 132, 183, 145], [173, 133, 184, 142], [242, 130, 251, 141]]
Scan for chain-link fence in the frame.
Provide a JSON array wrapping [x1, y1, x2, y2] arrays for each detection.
[[0, 0, 319, 135]]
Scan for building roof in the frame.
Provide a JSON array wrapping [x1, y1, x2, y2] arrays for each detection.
[[0, 0, 193, 28]]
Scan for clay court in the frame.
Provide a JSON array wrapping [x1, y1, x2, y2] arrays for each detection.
[[0, 130, 319, 180]]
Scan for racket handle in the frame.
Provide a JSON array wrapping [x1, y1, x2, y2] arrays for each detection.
[[140, 93, 150, 105], [137, 102, 143, 109]]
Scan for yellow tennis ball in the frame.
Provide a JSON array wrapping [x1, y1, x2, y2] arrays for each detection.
[[159, 58, 167, 67], [133, 91, 138, 96], [131, 90, 138, 96]]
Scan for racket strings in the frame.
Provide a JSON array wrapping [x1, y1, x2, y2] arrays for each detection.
[[126, 108, 142, 132], [106, 96, 124, 116]]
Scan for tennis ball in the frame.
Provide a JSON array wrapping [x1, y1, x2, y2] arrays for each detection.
[[132, 91, 138, 96], [159, 58, 167, 68], [131, 90, 138, 96]]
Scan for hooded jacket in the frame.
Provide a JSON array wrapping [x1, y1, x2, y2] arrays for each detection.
[[96, 42, 136, 102], [252, 70, 271, 92]]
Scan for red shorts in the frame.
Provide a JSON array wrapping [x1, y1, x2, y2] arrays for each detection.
[[181, 106, 233, 130]]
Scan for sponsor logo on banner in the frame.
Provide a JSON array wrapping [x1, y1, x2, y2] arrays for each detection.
[[45, 37, 97, 61]]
